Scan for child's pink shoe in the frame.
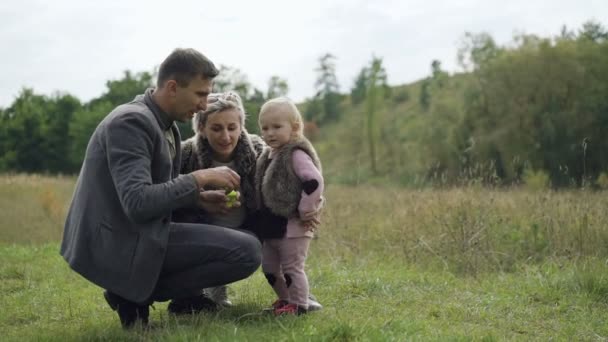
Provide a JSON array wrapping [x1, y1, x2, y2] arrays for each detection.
[[274, 303, 307, 316], [263, 299, 288, 312], [271, 299, 289, 309]]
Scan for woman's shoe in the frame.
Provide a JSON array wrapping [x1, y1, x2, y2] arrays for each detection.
[[167, 293, 218, 315], [307, 293, 323, 311], [205, 285, 233, 307]]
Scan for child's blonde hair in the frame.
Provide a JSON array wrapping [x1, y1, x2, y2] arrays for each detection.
[[258, 97, 304, 138]]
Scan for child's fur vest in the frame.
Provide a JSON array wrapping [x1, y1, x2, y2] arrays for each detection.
[[255, 137, 322, 218]]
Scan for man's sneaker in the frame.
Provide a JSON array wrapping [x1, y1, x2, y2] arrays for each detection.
[[205, 285, 233, 307], [167, 293, 218, 315], [307, 294, 323, 312], [274, 303, 307, 316], [103, 291, 149, 329]]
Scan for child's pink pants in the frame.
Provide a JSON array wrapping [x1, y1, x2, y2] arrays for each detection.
[[261, 237, 311, 308]]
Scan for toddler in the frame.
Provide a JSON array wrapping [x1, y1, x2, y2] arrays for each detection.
[[254, 97, 324, 315]]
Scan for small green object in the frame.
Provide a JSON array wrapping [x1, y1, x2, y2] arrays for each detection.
[[226, 190, 238, 208]]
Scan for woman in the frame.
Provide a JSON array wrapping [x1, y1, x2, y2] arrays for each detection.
[[175, 91, 322, 311], [177, 91, 264, 230]]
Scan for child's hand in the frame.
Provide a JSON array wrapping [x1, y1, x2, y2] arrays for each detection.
[[300, 209, 318, 221], [301, 216, 320, 232], [299, 195, 324, 222]]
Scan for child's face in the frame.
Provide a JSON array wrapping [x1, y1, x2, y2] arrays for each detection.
[[259, 109, 297, 149]]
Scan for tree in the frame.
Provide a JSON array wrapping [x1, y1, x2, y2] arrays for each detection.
[[243, 89, 266, 134], [431, 60, 448, 88], [303, 96, 322, 123], [558, 25, 576, 41], [266, 76, 289, 98], [89, 71, 154, 108], [209, 65, 268, 134], [364, 56, 389, 175], [69, 101, 113, 171], [213, 65, 251, 96], [578, 20, 608, 42], [0, 89, 49, 172], [313, 53, 341, 123], [456, 24, 608, 187], [44, 93, 81, 172], [419, 78, 431, 111], [350, 67, 368, 105], [351, 57, 392, 105], [457, 32, 500, 71]]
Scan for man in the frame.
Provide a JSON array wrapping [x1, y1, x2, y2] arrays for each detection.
[[61, 48, 261, 328]]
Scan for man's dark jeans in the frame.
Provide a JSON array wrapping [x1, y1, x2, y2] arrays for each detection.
[[151, 222, 262, 302]]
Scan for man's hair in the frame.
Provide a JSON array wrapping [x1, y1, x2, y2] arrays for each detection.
[[157, 48, 219, 87], [258, 97, 304, 137], [192, 91, 246, 133]]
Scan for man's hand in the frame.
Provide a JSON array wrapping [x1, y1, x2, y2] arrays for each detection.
[[197, 189, 241, 214], [191, 166, 240, 191]]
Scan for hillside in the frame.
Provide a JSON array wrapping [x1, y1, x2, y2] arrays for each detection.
[[312, 73, 474, 186], [311, 28, 608, 188]]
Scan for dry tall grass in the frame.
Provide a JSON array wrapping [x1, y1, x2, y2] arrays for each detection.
[[2, 174, 607, 275], [0, 174, 75, 244], [318, 185, 608, 274]]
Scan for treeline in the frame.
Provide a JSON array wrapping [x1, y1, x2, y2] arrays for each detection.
[[324, 20, 608, 188], [0, 71, 154, 173], [0, 74, 256, 173], [1, 21, 607, 189], [441, 21, 608, 187], [0, 51, 346, 174]]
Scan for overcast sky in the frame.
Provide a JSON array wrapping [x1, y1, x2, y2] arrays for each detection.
[[1, 0, 606, 108]]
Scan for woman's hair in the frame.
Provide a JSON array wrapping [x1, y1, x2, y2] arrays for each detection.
[[258, 97, 304, 137], [192, 91, 246, 133]]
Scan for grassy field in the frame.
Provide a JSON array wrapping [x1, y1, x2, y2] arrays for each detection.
[[2, 174, 608, 341]]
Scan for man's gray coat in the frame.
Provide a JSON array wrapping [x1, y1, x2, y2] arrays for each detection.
[[61, 90, 199, 303]]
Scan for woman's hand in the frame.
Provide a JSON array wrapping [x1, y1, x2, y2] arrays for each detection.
[[197, 189, 241, 214]]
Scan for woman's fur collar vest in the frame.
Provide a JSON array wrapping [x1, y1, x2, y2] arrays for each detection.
[[181, 130, 264, 211]]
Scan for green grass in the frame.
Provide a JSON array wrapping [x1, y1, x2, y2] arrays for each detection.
[[2, 174, 608, 340], [1, 244, 608, 341]]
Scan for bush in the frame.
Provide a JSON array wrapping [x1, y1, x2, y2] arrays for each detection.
[[596, 172, 608, 189], [392, 88, 410, 103], [523, 168, 550, 190]]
